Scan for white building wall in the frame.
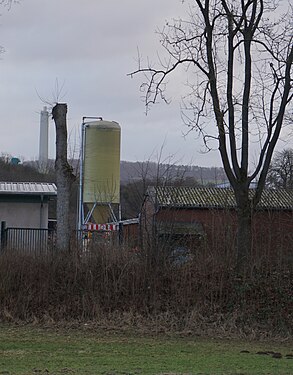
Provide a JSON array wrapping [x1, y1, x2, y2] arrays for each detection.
[[0, 202, 49, 229]]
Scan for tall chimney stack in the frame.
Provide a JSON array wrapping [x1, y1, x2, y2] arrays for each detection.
[[39, 106, 49, 168]]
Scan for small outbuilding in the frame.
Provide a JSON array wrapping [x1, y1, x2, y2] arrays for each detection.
[[141, 186, 293, 256], [0, 182, 57, 229]]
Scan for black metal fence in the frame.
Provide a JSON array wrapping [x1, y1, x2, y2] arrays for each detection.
[[0, 227, 120, 254], [0, 227, 56, 253], [0, 219, 125, 254]]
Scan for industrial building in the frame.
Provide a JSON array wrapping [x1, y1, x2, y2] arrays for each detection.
[[0, 182, 57, 229], [0, 182, 57, 252], [141, 185, 293, 254]]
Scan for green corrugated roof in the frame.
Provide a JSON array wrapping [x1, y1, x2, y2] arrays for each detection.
[[148, 186, 293, 210]]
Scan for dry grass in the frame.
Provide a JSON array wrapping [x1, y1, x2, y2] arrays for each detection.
[[0, 238, 291, 338]]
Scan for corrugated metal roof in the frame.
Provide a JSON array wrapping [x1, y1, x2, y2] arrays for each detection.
[[120, 218, 140, 225], [0, 182, 57, 196], [148, 186, 293, 210]]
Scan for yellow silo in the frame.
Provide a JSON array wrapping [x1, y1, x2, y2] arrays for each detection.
[[82, 120, 120, 224]]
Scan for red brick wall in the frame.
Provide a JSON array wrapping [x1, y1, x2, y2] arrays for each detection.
[[155, 207, 293, 254]]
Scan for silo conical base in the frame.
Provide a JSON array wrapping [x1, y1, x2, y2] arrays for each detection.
[[86, 204, 111, 224]]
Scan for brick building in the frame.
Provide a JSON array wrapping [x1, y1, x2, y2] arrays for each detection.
[[141, 186, 293, 256]]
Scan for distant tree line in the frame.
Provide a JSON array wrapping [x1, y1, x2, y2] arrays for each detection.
[[0, 154, 55, 183]]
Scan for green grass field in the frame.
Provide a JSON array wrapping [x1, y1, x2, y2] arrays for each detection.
[[0, 325, 292, 375]]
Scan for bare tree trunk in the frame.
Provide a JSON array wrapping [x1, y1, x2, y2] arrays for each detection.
[[236, 207, 252, 274], [235, 189, 252, 273], [52, 103, 75, 251]]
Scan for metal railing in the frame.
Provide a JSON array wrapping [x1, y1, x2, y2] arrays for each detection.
[[0, 223, 127, 255], [0, 227, 56, 253]]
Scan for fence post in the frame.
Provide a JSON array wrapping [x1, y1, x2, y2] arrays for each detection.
[[1, 221, 7, 250], [119, 222, 123, 245]]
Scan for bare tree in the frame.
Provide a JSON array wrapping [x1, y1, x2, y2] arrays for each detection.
[[121, 149, 194, 219], [130, 0, 293, 272], [267, 148, 293, 190], [0, 0, 18, 52], [52, 103, 75, 251], [0, 0, 17, 8]]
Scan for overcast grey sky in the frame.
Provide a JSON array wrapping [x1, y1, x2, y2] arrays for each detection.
[[0, 0, 291, 167]]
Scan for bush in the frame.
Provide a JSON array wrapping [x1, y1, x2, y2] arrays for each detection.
[[0, 240, 291, 337]]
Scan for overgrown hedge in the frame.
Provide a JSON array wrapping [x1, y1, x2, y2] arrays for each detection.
[[0, 242, 291, 336]]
